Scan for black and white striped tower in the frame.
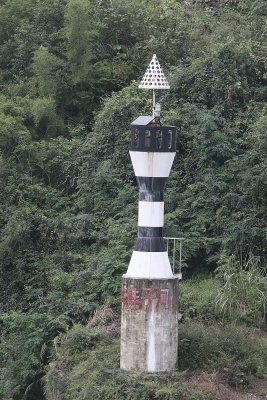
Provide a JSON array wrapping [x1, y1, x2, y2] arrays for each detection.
[[120, 55, 179, 372]]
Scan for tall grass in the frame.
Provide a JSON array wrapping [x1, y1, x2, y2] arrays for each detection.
[[178, 320, 267, 387], [215, 253, 267, 325], [179, 276, 220, 321]]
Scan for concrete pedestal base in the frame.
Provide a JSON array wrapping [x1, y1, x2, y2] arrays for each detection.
[[120, 276, 178, 372]]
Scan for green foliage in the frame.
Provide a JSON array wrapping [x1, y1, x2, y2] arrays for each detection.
[[45, 325, 214, 400], [32, 47, 59, 98], [0, 312, 68, 400], [180, 265, 266, 326], [164, 83, 267, 269], [46, 320, 267, 398], [178, 321, 267, 387], [31, 97, 65, 137], [64, 0, 100, 84], [179, 276, 220, 321], [57, 325, 104, 356], [0, 112, 31, 156], [215, 253, 267, 325]]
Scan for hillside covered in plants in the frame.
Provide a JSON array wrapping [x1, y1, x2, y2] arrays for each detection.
[[0, 0, 266, 399]]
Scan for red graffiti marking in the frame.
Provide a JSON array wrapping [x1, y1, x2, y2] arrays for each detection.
[[122, 287, 140, 309], [158, 288, 169, 309], [122, 287, 169, 310], [142, 288, 154, 309]]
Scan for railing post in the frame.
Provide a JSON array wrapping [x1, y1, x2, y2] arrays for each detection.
[[172, 239, 176, 274], [164, 237, 184, 278]]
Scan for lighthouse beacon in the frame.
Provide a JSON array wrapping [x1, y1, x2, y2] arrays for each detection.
[[120, 55, 179, 372]]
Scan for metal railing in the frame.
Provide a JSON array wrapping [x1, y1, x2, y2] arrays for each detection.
[[164, 237, 185, 278]]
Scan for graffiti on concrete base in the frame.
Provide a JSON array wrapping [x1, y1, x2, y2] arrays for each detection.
[[121, 287, 169, 310]]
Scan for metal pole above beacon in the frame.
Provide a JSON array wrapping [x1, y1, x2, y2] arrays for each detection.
[[120, 54, 179, 373]]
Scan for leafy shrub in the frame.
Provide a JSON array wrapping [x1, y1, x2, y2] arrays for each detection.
[[178, 321, 267, 387], [58, 325, 104, 356], [153, 384, 214, 400], [0, 312, 68, 400]]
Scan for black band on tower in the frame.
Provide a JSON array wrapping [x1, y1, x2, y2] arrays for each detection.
[[139, 191, 163, 202], [134, 237, 166, 252], [136, 177, 168, 191], [138, 227, 163, 237]]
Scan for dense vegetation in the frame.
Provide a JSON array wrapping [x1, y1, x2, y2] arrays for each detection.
[[44, 314, 267, 400], [0, 0, 266, 399]]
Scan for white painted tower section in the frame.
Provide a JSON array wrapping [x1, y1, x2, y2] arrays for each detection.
[[138, 201, 164, 227], [130, 152, 176, 177], [126, 251, 173, 279]]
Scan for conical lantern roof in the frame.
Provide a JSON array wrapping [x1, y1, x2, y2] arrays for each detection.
[[138, 54, 170, 90]]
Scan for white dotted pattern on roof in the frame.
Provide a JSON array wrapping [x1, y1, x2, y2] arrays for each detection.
[[138, 54, 170, 90]]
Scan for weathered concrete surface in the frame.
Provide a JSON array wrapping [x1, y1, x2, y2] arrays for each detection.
[[120, 277, 179, 372]]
